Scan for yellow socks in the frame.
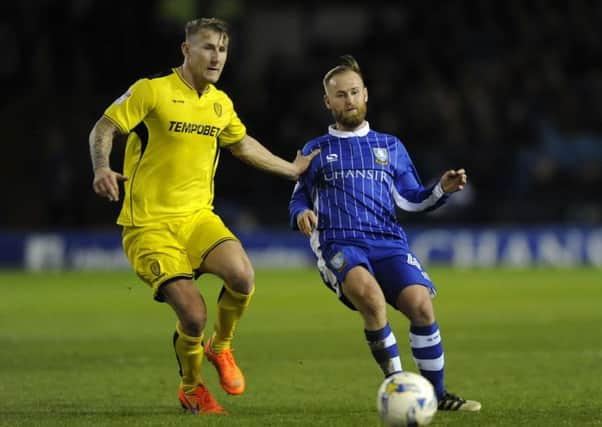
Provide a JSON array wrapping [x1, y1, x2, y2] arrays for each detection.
[[211, 285, 255, 353], [172, 284, 254, 392], [173, 322, 204, 393]]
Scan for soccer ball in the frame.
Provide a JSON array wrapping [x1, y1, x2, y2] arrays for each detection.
[[376, 372, 438, 427]]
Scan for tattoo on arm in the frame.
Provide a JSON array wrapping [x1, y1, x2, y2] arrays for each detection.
[[90, 117, 119, 171]]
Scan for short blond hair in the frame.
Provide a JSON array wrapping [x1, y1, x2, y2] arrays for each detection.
[[322, 54, 364, 92], [185, 17, 230, 40]]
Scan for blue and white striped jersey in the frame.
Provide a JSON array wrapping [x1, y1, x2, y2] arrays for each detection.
[[289, 122, 449, 243]]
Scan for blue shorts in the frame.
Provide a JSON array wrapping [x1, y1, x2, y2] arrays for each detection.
[[316, 239, 436, 310]]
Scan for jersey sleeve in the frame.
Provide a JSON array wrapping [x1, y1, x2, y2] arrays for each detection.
[[288, 142, 319, 230], [217, 95, 247, 146], [289, 180, 313, 230], [103, 78, 156, 133], [392, 142, 448, 212]]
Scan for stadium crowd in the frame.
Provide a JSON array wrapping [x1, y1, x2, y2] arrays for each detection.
[[2, 0, 601, 229]]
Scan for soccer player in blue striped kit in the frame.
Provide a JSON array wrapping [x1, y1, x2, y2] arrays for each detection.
[[289, 55, 481, 412]]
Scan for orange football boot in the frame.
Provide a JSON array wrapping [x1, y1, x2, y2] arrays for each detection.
[[204, 338, 246, 395], [178, 384, 227, 415]]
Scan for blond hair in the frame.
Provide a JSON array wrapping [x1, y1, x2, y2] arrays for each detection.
[[185, 17, 230, 40], [322, 54, 364, 91]]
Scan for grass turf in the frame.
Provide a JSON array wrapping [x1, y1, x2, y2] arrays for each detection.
[[0, 267, 601, 426]]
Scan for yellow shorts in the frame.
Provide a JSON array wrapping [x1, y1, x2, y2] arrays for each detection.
[[122, 209, 238, 300]]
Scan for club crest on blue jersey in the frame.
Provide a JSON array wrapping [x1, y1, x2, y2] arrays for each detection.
[[372, 147, 389, 165], [330, 251, 346, 271]]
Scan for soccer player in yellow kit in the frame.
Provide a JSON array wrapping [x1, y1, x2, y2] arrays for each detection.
[[89, 18, 318, 415]]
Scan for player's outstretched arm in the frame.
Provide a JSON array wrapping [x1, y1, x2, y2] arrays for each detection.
[[227, 135, 319, 181], [89, 116, 128, 202], [440, 168, 467, 193]]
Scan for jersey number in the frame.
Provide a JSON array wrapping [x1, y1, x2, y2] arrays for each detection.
[[406, 254, 422, 270]]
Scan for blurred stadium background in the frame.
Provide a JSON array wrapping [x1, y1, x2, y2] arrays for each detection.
[[1, 0, 601, 267]]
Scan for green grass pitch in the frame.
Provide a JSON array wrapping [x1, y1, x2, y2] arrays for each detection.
[[1, 267, 601, 426]]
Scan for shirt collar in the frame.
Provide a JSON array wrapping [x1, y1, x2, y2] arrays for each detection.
[[173, 67, 213, 95], [328, 121, 370, 138]]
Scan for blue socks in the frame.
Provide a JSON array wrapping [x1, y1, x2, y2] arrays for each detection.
[[409, 322, 445, 398], [365, 323, 402, 377]]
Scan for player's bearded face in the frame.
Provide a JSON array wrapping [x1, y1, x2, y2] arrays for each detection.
[[331, 99, 367, 129], [325, 71, 368, 131]]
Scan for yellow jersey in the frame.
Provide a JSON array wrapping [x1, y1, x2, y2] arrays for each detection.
[[103, 68, 246, 226]]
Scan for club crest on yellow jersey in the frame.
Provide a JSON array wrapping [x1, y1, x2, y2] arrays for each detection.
[[150, 260, 162, 277], [214, 102, 222, 117]]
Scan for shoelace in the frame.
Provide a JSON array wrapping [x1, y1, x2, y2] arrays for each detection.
[[216, 350, 236, 370]]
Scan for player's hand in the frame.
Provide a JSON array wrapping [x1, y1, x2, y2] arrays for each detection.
[[297, 209, 318, 237], [440, 168, 467, 193], [291, 149, 320, 180], [92, 166, 128, 202]]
